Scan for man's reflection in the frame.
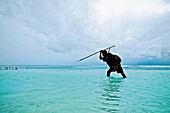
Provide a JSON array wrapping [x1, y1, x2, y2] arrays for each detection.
[[98, 77, 123, 112]]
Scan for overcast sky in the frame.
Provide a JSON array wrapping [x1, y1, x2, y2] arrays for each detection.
[[0, 0, 170, 65]]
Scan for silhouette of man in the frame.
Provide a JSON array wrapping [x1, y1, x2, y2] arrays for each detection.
[[99, 50, 126, 78]]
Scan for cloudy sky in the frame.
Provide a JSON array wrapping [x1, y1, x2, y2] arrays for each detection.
[[0, 0, 170, 65]]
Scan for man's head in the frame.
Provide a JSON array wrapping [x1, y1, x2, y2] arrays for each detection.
[[101, 50, 107, 57]]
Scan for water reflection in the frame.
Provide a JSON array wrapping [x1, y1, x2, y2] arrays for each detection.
[[98, 77, 123, 112]]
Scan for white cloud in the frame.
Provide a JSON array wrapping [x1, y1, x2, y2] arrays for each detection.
[[93, 0, 170, 23], [87, 0, 170, 64]]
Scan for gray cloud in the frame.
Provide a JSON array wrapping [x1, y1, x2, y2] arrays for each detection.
[[0, 0, 170, 65]]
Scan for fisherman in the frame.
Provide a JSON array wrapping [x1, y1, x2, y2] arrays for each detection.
[[99, 50, 126, 78]]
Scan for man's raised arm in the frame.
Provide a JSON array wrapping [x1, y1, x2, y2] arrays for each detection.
[[99, 50, 103, 60]]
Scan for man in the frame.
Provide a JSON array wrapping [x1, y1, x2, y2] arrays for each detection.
[[99, 50, 126, 78]]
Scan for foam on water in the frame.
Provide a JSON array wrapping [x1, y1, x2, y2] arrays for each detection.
[[0, 65, 170, 112]]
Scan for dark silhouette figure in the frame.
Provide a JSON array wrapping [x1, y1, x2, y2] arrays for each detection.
[[99, 50, 126, 78]]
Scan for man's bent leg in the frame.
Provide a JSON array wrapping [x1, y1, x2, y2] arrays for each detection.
[[107, 68, 113, 77]]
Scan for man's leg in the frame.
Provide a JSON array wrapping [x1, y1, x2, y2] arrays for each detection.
[[107, 68, 113, 77], [121, 71, 126, 78], [117, 66, 126, 78]]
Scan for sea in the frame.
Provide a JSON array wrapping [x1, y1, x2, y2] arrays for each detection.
[[0, 65, 170, 113]]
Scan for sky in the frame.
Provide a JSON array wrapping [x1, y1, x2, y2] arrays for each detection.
[[0, 0, 170, 65]]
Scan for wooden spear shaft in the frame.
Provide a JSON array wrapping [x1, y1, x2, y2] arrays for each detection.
[[77, 45, 116, 62]]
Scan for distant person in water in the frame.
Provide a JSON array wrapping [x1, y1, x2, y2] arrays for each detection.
[[99, 50, 126, 78]]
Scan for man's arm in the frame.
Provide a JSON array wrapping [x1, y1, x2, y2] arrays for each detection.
[[99, 50, 103, 60], [99, 50, 107, 62]]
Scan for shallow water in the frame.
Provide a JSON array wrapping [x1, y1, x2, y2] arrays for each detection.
[[0, 66, 170, 113]]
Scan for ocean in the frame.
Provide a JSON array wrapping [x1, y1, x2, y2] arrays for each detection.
[[0, 65, 170, 113]]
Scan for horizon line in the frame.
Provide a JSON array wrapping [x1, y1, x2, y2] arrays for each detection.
[[0, 64, 170, 67]]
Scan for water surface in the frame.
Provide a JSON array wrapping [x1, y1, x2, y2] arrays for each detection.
[[0, 66, 170, 112]]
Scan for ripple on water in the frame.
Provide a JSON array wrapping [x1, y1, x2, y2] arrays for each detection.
[[95, 77, 124, 112]]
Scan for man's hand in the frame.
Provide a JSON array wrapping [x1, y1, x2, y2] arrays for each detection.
[[100, 50, 104, 53]]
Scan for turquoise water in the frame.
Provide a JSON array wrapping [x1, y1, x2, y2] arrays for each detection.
[[0, 66, 170, 113]]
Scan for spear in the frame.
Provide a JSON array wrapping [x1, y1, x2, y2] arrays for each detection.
[[77, 45, 116, 62]]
